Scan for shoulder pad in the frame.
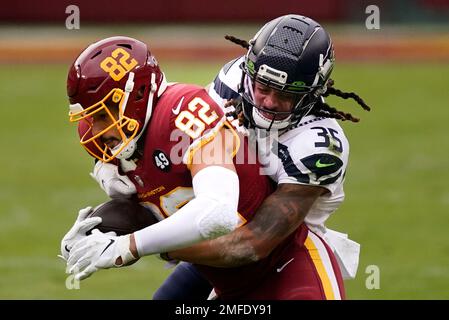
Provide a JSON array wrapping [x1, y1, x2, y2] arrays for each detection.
[[211, 56, 244, 100]]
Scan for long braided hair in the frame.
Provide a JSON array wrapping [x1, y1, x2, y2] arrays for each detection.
[[224, 35, 371, 123]]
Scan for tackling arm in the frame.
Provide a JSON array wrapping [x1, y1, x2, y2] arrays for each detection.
[[167, 183, 326, 267]]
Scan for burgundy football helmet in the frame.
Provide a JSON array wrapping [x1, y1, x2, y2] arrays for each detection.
[[67, 36, 166, 162]]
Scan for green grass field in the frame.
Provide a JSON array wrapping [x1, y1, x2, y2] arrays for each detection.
[[0, 61, 448, 299]]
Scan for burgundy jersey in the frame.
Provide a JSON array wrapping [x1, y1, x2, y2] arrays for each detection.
[[80, 83, 277, 297], [122, 83, 272, 221], [121, 83, 280, 298]]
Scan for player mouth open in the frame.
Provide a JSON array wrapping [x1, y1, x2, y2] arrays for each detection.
[[102, 137, 120, 149], [256, 106, 291, 121]]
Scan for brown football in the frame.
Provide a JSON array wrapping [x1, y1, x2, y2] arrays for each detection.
[[87, 199, 159, 235]]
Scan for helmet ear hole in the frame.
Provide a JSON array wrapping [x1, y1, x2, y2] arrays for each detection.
[[135, 85, 146, 101]]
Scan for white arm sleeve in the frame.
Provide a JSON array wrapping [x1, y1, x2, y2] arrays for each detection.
[[134, 166, 240, 256]]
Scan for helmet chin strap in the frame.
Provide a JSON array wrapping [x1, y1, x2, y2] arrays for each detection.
[[252, 108, 291, 130], [114, 72, 159, 160]]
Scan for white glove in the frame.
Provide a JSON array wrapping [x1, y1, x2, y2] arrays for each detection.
[[59, 207, 102, 261], [66, 229, 137, 281], [90, 161, 136, 199]]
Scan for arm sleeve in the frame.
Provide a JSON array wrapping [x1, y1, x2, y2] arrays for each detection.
[[134, 166, 240, 256]]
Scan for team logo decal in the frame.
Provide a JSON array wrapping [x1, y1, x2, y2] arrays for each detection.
[[99, 47, 137, 81], [153, 150, 171, 172]]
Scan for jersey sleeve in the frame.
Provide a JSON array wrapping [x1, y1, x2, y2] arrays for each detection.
[[275, 124, 349, 194], [207, 56, 244, 108]]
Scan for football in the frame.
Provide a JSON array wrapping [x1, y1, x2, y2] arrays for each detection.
[[87, 198, 160, 235]]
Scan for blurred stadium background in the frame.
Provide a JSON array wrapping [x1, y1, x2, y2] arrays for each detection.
[[1, 0, 448, 299]]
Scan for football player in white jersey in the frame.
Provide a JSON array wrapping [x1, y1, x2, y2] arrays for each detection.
[[152, 14, 371, 300]]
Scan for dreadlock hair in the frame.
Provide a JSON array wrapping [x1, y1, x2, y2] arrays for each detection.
[[224, 35, 371, 123], [311, 79, 371, 122], [224, 98, 248, 126], [225, 35, 250, 49]]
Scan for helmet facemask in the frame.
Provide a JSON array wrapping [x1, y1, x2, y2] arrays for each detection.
[[239, 62, 321, 131], [69, 84, 140, 163], [67, 36, 166, 163]]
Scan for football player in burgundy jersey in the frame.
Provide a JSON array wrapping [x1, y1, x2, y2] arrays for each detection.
[[61, 36, 275, 291]]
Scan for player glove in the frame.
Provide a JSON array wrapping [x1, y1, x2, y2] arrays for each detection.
[[66, 229, 138, 281], [59, 207, 102, 261], [90, 161, 136, 199]]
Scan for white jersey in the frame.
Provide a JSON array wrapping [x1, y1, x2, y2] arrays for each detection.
[[208, 56, 360, 279], [255, 116, 349, 234]]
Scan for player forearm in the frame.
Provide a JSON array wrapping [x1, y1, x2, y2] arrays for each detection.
[[168, 192, 292, 267], [167, 227, 258, 267], [169, 183, 324, 267], [133, 166, 240, 256]]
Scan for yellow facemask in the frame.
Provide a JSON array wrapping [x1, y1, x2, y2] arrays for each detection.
[[69, 88, 139, 162]]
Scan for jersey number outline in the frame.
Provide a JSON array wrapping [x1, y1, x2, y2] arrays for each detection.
[[100, 48, 138, 81], [159, 187, 194, 217], [141, 187, 194, 219], [311, 126, 343, 153], [175, 97, 219, 139]]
